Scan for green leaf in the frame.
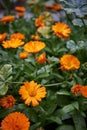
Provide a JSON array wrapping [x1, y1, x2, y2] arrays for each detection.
[[56, 125, 75, 130], [16, 103, 27, 110], [30, 122, 41, 130], [72, 102, 79, 110], [5, 76, 13, 83], [61, 101, 79, 115], [27, 109, 39, 123], [52, 73, 64, 80], [0, 84, 8, 95], [72, 19, 84, 27], [66, 40, 76, 53], [37, 65, 52, 74], [57, 95, 70, 106], [73, 73, 83, 84], [61, 0, 87, 17], [0, 109, 10, 119], [40, 94, 58, 116], [0, 64, 13, 95], [36, 72, 49, 80], [62, 104, 74, 114], [56, 90, 70, 96], [47, 116, 62, 124], [72, 111, 87, 130], [0, 64, 12, 80]]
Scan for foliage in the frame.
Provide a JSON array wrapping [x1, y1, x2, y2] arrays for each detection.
[[0, 0, 87, 130]]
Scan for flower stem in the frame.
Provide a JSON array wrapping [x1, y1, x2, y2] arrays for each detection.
[[4, 81, 24, 84], [4, 81, 70, 86], [45, 81, 70, 87]]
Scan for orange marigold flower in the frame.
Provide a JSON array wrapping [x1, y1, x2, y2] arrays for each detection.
[[31, 34, 40, 40], [36, 52, 46, 64], [52, 22, 71, 39], [80, 86, 87, 98], [19, 51, 29, 59], [71, 84, 82, 95], [60, 54, 80, 70], [45, 3, 61, 11], [15, 6, 26, 12], [24, 41, 46, 54], [2, 38, 24, 48], [35, 16, 45, 27], [19, 81, 46, 106], [0, 95, 16, 109], [0, 33, 7, 42], [17, 12, 24, 17], [10, 33, 25, 40], [1, 112, 30, 130], [0, 15, 15, 23]]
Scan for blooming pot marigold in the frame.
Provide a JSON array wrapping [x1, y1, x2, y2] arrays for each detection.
[[15, 6, 26, 12], [35, 16, 45, 27], [45, 3, 61, 11], [2, 38, 24, 48], [0, 15, 15, 23], [36, 52, 46, 64], [10, 33, 25, 40], [80, 86, 87, 98], [0, 95, 16, 109], [19, 81, 46, 106], [59, 54, 80, 70], [17, 12, 24, 17], [24, 41, 46, 54], [71, 84, 82, 95], [52, 22, 71, 39], [1, 112, 30, 130], [0, 33, 7, 42], [19, 51, 29, 59]]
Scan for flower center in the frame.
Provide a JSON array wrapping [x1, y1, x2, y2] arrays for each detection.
[[29, 91, 37, 97]]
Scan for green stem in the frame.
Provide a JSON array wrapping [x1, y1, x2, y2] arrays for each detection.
[[81, 18, 86, 31], [3, 0, 11, 14], [45, 81, 70, 87], [5, 81, 24, 84], [3, 81, 70, 86]]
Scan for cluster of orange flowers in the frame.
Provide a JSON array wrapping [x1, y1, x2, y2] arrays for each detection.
[[2, 38, 24, 48], [0, 32, 25, 48], [0, 3, 86, 129], [71, 84, 87, 98], [15, 6, 26, 17], [19, 41, 46, 62], [0, 81, 46, 108], [35, 11, 53, 28], [0, 80, 47, 129], [35, 13, 71, 39], [0, 31, 46, 60], [0, 6, 26, 25]]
